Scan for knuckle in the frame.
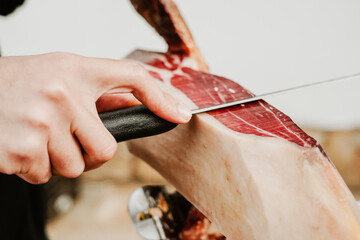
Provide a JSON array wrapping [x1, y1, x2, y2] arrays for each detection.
[[129, 62, 145, 73], [92, 142, 117, 164], [148, 93, 166, 114], [55, 159, 84, 179], [13, 158, 50, 184], [45, 52, 82, 76], [62, 165, 84, 178], [24, 112, 51, 131], [10, 148, 34, 164], [48, 52, 78, 65], [10, 138, 43, 164], [127, 62, 150, 81], [36, 178, 51, 185], [40, 83, 71, 103], [29, 173, 51, 185], [0, 163, 14, 175]]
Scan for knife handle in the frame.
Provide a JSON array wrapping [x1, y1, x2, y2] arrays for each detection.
[[99, 105, 178, 142]]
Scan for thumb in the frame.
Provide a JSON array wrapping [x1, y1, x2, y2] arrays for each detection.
[[82, 57, 192, 124]]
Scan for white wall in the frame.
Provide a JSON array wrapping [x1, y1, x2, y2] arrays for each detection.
[[1, 0, 359, 130]]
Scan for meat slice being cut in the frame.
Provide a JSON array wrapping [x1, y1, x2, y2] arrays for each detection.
[[126, 0, 360, 239]]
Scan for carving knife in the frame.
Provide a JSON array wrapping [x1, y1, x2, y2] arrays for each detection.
[[100, 72, 360, 142]]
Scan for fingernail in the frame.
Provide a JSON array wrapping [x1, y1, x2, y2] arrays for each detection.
[[177, 104, 192, 123]]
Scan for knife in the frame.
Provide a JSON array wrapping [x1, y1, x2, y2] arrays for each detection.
[[100, 72, 360, 142]]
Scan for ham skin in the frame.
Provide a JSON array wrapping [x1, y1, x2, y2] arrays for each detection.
[[125, 0, 360, 239], [130, 0, 208, 72]]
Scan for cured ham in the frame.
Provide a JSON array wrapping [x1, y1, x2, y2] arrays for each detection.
[[126, 0, 360, 239], [126, 49, 360, 239]]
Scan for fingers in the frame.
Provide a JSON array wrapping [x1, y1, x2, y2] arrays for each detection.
[[81, 58, 192, 124], [16, 151, 51, 185], [4, 132, 51, 185], [134, 90, 192, 124], [48, 128, 85, 178], [72, 107, 118, 171], [96, 93, 141, 113]]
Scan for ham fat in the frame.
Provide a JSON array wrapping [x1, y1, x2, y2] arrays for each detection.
[[127, 0, 360, 239]]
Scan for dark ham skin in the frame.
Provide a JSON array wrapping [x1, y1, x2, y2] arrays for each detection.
[[130, 0, 208, 72]]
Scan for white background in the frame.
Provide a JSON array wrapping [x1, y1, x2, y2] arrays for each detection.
[[1, 0, 359, 130]]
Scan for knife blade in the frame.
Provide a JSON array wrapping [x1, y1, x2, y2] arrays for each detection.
[[100, 72, 360, 142], [191, 72, 360, 114]]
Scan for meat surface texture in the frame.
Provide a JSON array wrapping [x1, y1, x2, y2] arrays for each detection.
[[127, 0, 360, 239]]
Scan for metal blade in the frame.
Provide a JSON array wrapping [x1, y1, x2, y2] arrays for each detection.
[[191, 72, 360, 115]]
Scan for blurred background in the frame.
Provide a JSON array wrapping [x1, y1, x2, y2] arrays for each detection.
[[0, 0, 359, 239]]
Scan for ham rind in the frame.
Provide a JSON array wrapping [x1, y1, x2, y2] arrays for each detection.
[[126, 50, 360, 239], [130, 0, 208, 72]]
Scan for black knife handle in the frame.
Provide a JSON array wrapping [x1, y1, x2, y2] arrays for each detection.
[[99, 105, 178, 142]]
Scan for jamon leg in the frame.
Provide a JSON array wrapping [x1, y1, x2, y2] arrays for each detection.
[[126, 50, 360, 239], [126, 0, 360, 239]]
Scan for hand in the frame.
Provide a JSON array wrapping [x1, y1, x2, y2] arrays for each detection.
[[0, 52, 191, 184]]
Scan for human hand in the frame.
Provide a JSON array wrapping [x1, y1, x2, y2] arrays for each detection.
[[0, 52, 191, 184]]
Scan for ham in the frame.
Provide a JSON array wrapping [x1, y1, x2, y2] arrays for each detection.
[[126, 0, 360, 239]]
